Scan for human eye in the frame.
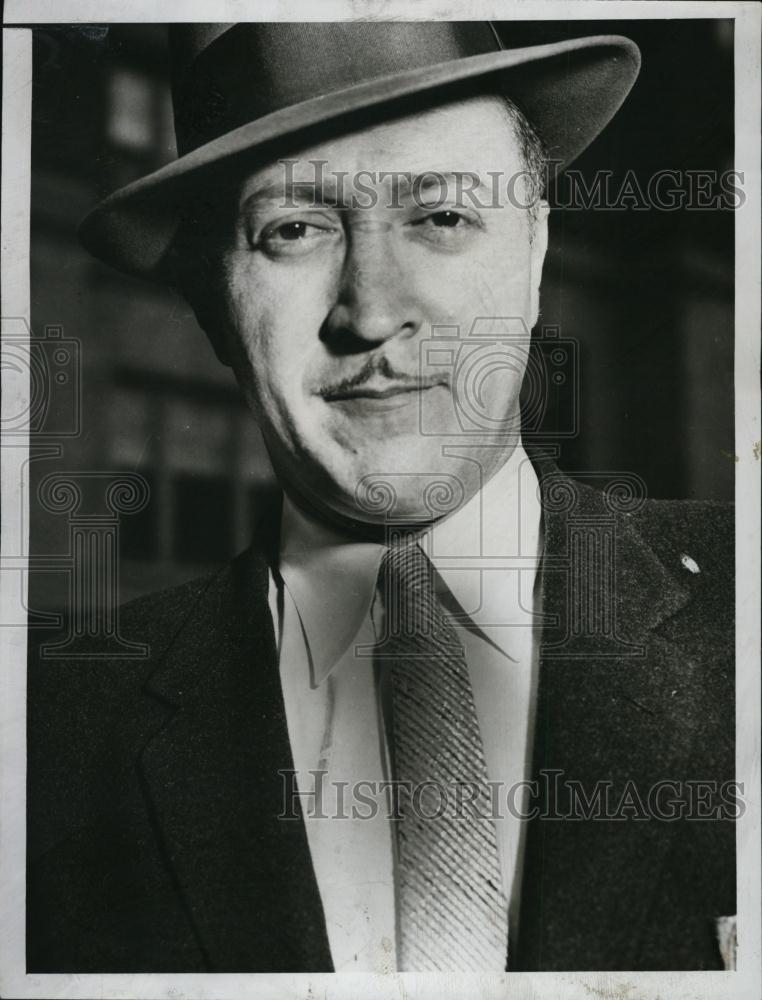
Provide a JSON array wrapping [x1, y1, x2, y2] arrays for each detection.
[[248, 212, 341, 258], [407, 207, 483, 247]]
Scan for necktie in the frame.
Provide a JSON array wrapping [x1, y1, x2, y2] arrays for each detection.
[[375, 535, 509, 971]]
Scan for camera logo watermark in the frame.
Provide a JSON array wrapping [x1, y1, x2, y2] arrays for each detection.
[[419, 317, 578, 441], [1, 319, 81, 438]]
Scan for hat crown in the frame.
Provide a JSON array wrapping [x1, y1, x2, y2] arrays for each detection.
[[169, 21, 503, 155]]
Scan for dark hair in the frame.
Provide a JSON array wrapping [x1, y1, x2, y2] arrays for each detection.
[[500, 95, 547, 235]]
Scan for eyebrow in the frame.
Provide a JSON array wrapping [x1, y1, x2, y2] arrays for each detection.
[[239, 170, 494, 211], [401, 171, 489, 194], [239, 180, 336, 212]]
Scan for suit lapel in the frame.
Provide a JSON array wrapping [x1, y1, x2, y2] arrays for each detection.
[[138, 541, 332, 972], [135, 456, 710, 972], [515, 459, 699, 969]]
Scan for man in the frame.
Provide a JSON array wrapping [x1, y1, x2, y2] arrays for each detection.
[[27, 21, 735, 973]]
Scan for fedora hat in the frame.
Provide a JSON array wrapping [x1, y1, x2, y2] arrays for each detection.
[[79, 21, 640, 282]]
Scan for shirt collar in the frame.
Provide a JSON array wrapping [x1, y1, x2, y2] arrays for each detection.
[[277, 444, 541, 687]]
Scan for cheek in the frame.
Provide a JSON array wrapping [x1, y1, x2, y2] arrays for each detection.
[[418, 237, 534, 327], [221, 258, 333, 429], [477, 239, 534, 308]]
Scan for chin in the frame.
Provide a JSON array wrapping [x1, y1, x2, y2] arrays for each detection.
[[275, 428, 485, 528], [323, 441, 476, 525]]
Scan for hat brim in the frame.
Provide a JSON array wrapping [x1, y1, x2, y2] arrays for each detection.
[[79, 34, 640, 282]]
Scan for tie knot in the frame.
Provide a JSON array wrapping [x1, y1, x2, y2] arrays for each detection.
[[377, 537, 457, 650], [379, 537, 434, 595]]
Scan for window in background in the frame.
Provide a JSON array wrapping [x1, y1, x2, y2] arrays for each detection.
[[107, 67, 155, 152]]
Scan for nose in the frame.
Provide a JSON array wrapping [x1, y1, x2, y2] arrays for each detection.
[[321, 222, 424, 354]]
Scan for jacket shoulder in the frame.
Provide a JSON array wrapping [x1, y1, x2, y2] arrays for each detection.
[[118, 568, 223, 654], [627, 496, 734, 592], [27, 565, 226, 858], [31, 566, 222, 667]]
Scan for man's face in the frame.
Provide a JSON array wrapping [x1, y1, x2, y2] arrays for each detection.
[[210, 95, 548, 526]]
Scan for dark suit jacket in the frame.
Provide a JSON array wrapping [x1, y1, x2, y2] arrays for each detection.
[[27, 457, 736, 972]]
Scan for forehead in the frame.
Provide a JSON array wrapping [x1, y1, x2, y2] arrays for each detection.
[[239, 94, 523, 198]]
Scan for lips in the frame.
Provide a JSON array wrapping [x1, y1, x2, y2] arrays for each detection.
[[322, 379, 443, 403], [320, 376, 449, 402]]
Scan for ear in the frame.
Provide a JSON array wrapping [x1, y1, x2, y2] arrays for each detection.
[[529, 200, 550, 328]]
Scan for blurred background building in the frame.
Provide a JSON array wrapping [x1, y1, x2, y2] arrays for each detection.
[[28, 20, 735, 621]]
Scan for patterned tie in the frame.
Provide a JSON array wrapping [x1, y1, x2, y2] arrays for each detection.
[[375, 535, 509, 972]]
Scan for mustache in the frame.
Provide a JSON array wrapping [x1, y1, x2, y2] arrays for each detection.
[[316, 354, 450, 400]]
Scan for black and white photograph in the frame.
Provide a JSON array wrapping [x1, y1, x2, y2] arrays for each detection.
[[1, 2, 760, 999]]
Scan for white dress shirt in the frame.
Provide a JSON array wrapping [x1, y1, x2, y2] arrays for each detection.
[[267, 444, 543, 972]]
